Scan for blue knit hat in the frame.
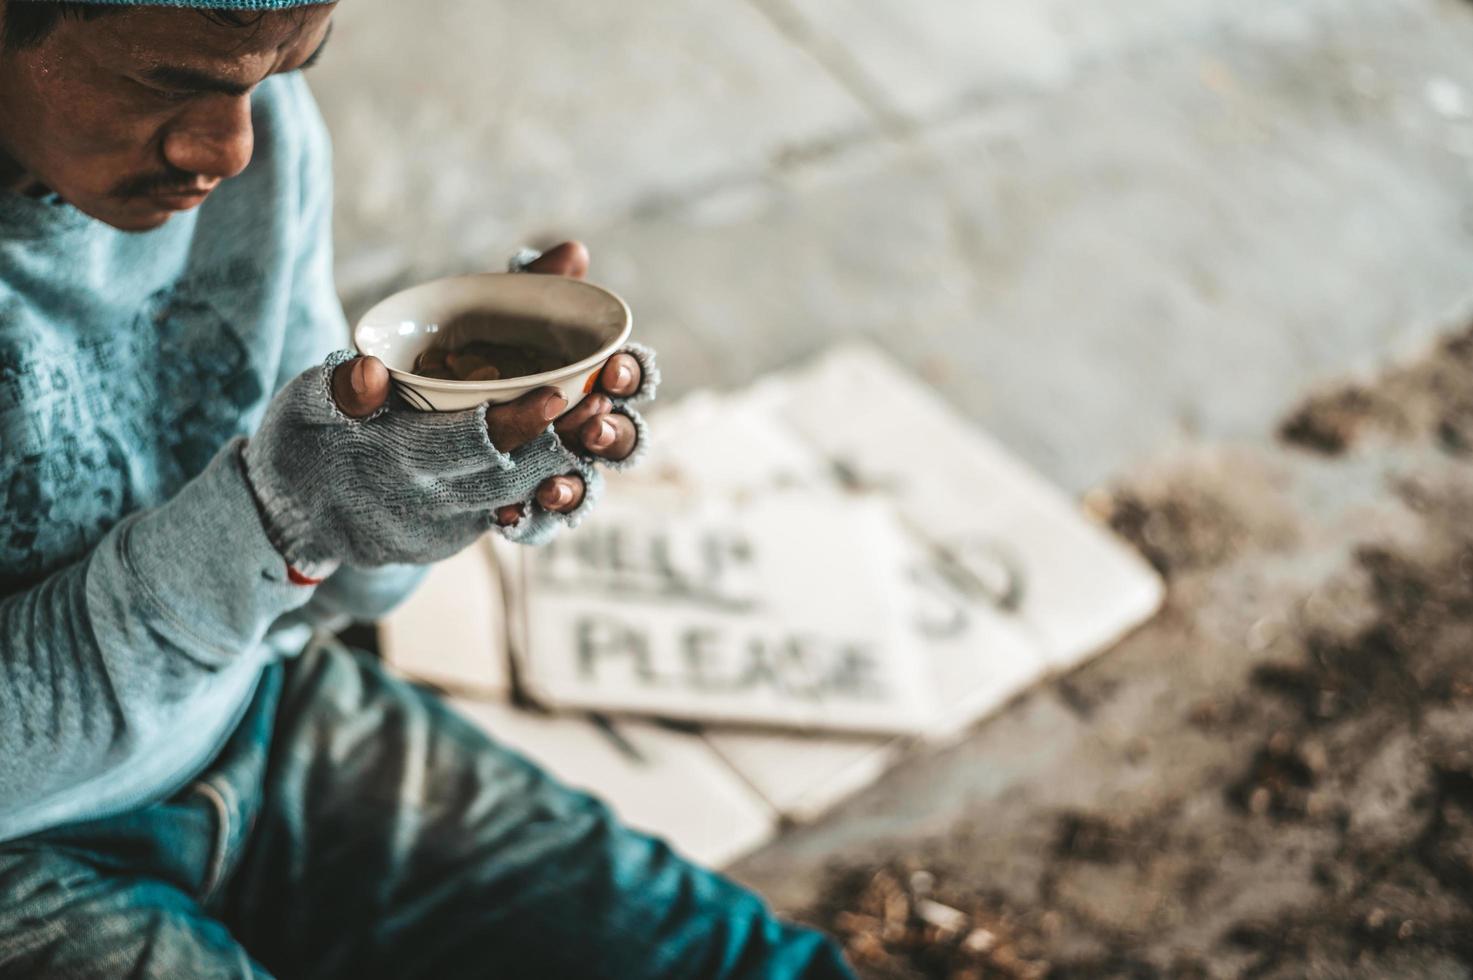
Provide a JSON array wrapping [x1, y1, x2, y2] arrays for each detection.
[[12, 0, 330, 7]]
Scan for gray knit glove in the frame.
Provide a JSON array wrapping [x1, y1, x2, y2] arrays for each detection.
[[598, 340, 659, 471], [502, 246, 659, 517], [493, 341, 656, 545], [242, 351, 599, 568]]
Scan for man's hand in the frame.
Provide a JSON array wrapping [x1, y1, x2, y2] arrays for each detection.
[[330, 240, 644, 531]]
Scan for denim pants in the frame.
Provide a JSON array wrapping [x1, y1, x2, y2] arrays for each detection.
[[0, 639, 853, 979]]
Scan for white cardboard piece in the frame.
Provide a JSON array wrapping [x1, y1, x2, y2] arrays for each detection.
[[518, 491, 938, 735], [697, 536, 1054, 822], [382, 343, 1163, 836], [773, 344, 1165, 670], [612, 345, 1160, 821], [619, 389, 829, 499], [378, 539, 511, 697], [703, 729, 900, 824], [899, 535, 1050, 743], [700, 532, 1052, 822], [446, 697, 777, 868]]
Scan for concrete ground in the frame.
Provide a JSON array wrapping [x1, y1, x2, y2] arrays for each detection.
[[314, 0, 1473, 494], [311, 0, 1473, 971]]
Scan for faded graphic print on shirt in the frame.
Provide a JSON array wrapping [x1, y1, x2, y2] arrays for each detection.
[[0, 276, 264, 594]]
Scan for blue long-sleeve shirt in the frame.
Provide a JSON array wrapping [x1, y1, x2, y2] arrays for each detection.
[[0, 74, 423, 840]]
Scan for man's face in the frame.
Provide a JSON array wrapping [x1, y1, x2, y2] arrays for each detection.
[[0, 2, 334, 232]]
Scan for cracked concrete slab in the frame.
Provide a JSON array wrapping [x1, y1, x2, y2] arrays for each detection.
[[569, 0, 1473, 492], [752, 0, 1357, 121], [310, 0, 869, 304]]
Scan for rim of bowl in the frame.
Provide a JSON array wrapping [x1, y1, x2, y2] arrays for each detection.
[[352, 273, 634, 391]]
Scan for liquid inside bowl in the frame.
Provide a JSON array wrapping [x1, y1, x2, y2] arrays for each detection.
[[354, 273, 632, 388], [408, 312, 607, 382]]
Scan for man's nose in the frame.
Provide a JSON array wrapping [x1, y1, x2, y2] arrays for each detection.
[[162, 94, 255, 182]]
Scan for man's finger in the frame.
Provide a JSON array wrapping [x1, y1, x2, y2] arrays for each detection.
[[491, 474, 585, 528], [596, 353, 642, 399], [331, 356, 391, 419], [523, 241, 589, 279], [553, 393, 610, 447], [579, 411, 637, 461], [486, 386, 567, 453], [535, 474, 586, 514]]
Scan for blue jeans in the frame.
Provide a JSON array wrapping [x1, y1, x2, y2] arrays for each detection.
[[0, 640, 852, 979]]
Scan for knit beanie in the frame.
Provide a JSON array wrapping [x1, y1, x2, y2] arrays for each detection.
[[11, 0, 331, 8]]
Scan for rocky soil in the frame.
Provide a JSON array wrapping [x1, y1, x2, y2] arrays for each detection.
[[789, 327, 1473, 979]]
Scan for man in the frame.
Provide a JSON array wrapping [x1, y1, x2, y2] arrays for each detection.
[[0, 1, 853, 976]]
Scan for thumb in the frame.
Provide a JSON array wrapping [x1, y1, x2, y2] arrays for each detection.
[[331, 356, 391, 418], [521, 241, 590, 279]]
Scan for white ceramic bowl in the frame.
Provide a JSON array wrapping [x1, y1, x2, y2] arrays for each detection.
[[352, 272, 633, 413]]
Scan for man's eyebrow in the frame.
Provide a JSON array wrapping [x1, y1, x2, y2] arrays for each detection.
[[142, 65, 253, 97], [140, 24, 332, 95]]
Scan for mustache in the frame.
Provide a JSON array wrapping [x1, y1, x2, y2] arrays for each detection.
[[112, 167, 213, 199]]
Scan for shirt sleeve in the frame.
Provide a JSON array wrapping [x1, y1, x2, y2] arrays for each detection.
[[0, 441, 313, 819]]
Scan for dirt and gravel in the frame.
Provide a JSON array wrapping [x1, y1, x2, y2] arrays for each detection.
[[781, 327, 1473, 978]]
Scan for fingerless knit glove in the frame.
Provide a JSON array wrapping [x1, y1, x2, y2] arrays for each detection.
[[494, 341, 658, 544], [599, 341, 659, 471], [242, 351, 599, 568]]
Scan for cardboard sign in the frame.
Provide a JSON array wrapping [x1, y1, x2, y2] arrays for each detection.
[[774, 344, 1165, 669], [379, 541, 511, 697], [519, 491, 939, 734], [382, 342, 1165, 844]]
